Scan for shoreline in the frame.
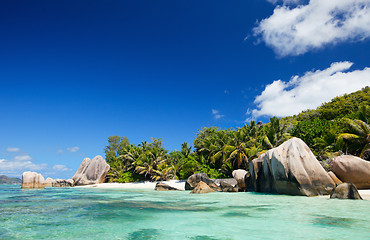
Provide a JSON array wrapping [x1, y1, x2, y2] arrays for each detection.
[[75, 180, 186, 190], [76, 181, 370, 200]]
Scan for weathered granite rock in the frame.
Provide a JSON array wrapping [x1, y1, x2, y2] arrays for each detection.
[[332, 155, 370, 189], [247, 154, 265, 192], [232, 169, 249, 190], [21, 171, 45, 189], [328, 171, 342, 186], [249, 138, 336, 196], [52, 179, 73, 187], [72, 157, 91, 183], [220, 181, 239, 192], [185, 173, 220, 191], [330, 183, 362, 200], [44, 177, 54, 187], [190, 181, 215, 194], [73, 155, 110, 186], [155, 182, 180, 191], [212, 178, 237, 187]]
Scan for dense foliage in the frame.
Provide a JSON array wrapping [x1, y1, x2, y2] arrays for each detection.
[[105, 87, 370, 182]]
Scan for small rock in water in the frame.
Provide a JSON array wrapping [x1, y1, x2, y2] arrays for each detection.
[[155, 182, 180, 191], [52, 179, 73, 187], [44, 177, 54, 187], [185, 173, 219, 191], [220, 181, 239, 192], [330, 183, 362, 200], [190, 181, 215, 194]]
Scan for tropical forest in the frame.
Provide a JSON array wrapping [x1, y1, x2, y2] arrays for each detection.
[[105, 87, 370, 183]]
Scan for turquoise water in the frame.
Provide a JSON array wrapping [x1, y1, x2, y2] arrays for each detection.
[[1, 185, 369, 240]]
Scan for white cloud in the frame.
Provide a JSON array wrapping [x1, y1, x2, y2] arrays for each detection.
[[251, 61, 370, 118], [0, 158, 47, 176], [52, 165, 71, 171], [14, 155, 32, 161], [212, 109, 225, 119], [67, 147, 80, 153], [57, 149, 63, 154], [6, 147, 20, 152], [254, 0, 370, 56]]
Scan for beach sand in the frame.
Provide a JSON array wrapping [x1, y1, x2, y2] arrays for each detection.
[[75, 180, 186, 190]]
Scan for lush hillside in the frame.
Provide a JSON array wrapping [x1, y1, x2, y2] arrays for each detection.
[[105, 87, 369, 182], [0, 175, 22, 184], [289, 86, 369, 122]]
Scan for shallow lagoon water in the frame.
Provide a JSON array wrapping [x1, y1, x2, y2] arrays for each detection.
[[1, 185, 369, 240]]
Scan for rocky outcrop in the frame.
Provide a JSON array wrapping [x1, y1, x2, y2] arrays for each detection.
[[232, 169, 249, 191], [185, 173, 220, 191], [220, 181, 239, 192], [248, 138, 336, 196], [330, 183, 362, 200], [190, 181, 215, 194], [328, 171, 342, 186], [247, 154, 265, 192], [44, 177, 54, 187], [72, 157, 91, 183], [52, 179, 73, 187], [155, 182, 180, 191], [212, 178, 237, 187], [21, 171, 45, 189], [332, 155, 370, 189], [73, 155, 110, 186]]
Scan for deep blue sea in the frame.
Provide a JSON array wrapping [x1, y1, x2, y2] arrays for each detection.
[[1, 184, 369, 239]]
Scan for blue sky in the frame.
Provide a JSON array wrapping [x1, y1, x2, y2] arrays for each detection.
[[1, 0, 370, 179]]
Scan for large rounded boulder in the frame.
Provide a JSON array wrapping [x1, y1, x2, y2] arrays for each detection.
[[330, 183, 362, 200], [249, 138, 336, 196], [21, 171, 45, 189], [332, 155, 370, 189], [72, 157, 91, 183], [73, 155, 110, 186]]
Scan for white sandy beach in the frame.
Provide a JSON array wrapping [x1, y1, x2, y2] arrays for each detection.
[[77, 181, 370, 200], [75, 180, 186, 190]]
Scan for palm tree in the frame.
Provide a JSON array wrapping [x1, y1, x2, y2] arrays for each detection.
[[181, 142, 192, 158], [262, 117, 291, 149], [336, 118, 370, 160]]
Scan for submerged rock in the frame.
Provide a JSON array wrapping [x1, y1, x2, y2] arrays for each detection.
[[330, 183, 362, 200], [248, 138, 335, 196], [155, 182, 180, 191], [332, 155, 370, 189], [185, 173, 220, 191], [21, 171, 45, 189], [190, 181, 215, 194], [73, 155, 110, 186], [232, 169, 249, 191], [52, 179, 73, 187]]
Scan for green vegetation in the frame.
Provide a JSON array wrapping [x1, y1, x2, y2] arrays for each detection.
[[0, 175, 21, 184], [105, 87, 370, 182]]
